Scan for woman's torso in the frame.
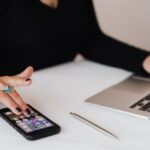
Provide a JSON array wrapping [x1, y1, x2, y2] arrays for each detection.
[[0, 0, 92, 75]]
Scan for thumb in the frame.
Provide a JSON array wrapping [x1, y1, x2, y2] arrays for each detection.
[[16, 66, 34, 79]]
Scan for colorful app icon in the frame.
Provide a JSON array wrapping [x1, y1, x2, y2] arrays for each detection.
[[45, 123, 52, 127], [5, 112, 12, 115]]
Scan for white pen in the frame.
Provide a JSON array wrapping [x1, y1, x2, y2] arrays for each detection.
[[70, 112, 118, 140]]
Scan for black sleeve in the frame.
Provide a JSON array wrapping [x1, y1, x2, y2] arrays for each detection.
[[0, 0, 10, 15], [0, 0, 12, 76], [0, 0, 10, 37], [80, 0, 150, 74]]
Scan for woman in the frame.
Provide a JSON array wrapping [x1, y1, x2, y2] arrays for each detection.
[[0, 0, 150, 115]]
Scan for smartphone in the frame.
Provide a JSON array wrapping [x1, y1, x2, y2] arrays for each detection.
[[0, 104, 61, 140]]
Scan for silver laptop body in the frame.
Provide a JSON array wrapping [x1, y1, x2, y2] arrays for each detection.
[[86, 75, 150, 119]]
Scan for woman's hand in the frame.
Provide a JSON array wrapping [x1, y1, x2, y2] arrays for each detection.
[[143, 56, 150, 73], [0, 66, 33, 116], [40, 0, 58, 8]]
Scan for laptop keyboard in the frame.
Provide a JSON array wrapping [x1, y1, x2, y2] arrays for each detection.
[[130, 94, 150, 112]]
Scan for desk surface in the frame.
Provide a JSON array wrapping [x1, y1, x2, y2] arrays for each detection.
[[0, 60, 150, 150]]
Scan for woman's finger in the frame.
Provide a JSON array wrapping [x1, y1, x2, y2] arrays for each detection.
[[0, 79, 7, 90], [0, 91, 22, 115], [16, 66, 33, 79], [1, 76, 32, 87], [8, 89, 31, 116]]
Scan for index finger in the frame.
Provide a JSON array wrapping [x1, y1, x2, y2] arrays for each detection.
[[0, 91, 22, 115]]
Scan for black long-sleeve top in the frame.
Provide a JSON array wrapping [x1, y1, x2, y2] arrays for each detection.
[[0, 0, 149, 75]]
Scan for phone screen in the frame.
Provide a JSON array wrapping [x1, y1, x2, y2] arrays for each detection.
[[4, 109, 54, 133]]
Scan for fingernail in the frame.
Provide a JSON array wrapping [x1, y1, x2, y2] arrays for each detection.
[[26, 78, 31, 81], [25, 108, 31, 116], [16, 107, 22, 113]]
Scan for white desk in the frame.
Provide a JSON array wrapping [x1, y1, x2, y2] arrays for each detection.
[[0, 60, 150, 150]]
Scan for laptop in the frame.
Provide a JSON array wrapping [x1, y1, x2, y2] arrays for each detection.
[[86, 73, 150, 119]]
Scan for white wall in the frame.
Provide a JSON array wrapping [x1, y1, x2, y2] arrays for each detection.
[[93, 0, 150, 51]]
